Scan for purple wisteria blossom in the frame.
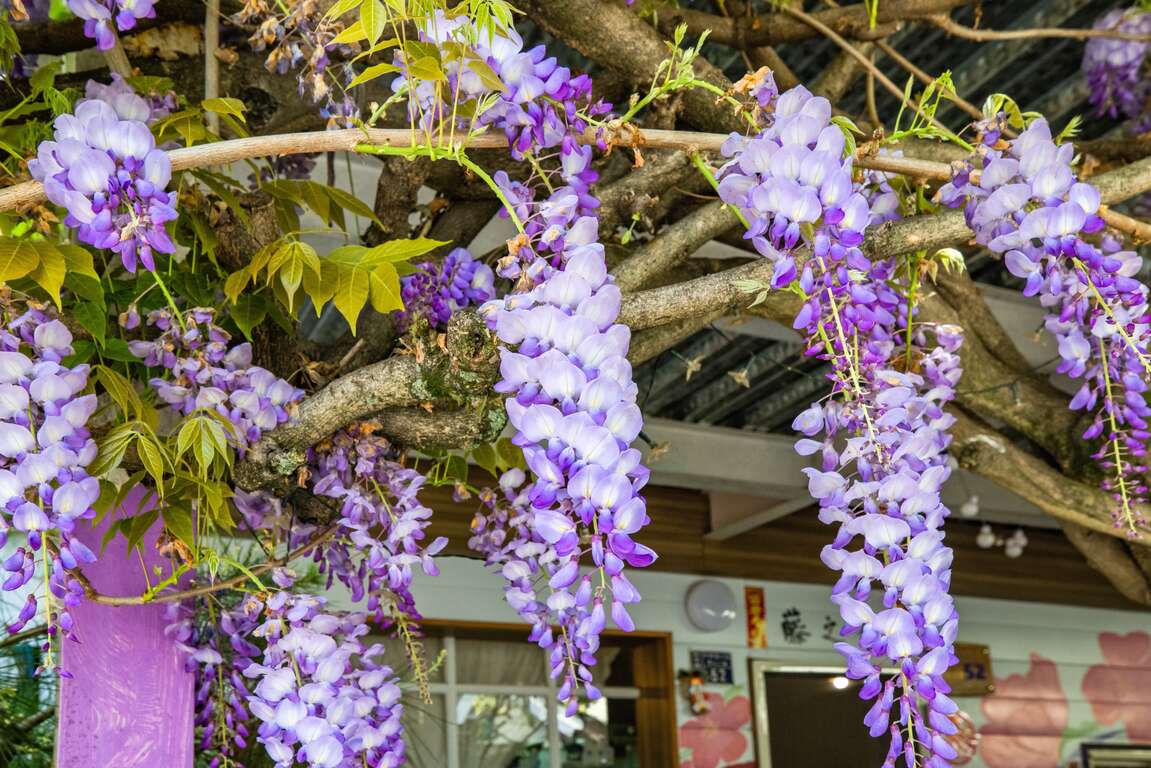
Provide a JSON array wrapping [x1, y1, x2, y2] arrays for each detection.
[[720, 83, 963, 766], [392, 9, 652, 715], [306, 423, 448, 623], [0, 306, 99, 657], [67, 0, 157, 51], [173, 594, 404, 768], [126, 307, 304, 450], [29, 98, 176, 273], [941, 115, 1151, 534], [84, 73, 176, 124], [396, 247, 495, 332], [1083, 6, 1151, 129]]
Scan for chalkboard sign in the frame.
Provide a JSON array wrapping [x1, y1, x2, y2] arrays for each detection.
[[690, 650, 735, 685]]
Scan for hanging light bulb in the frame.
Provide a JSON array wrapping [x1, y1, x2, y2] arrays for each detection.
[[1004, 529, 1028, 559], [976, 523, 997, 549], [959, 495, 980, 519]]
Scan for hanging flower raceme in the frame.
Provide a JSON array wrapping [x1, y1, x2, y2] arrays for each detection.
[[1083, 6, 1151, 128], [126, 307, 304, 451], [176, 593, 404, 768], [0, 306, 99, 658], [718, 83, 963, 766], [66, 0, 157, 51], [940, 116, 1151, 535], [30, 98, 177, 273], [305, 423, 448, 624], [396, 247, 495, 333], [387, 9, 654, 714]]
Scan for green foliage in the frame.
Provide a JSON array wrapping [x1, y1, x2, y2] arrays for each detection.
[[225, 236, 440, 334], [889, 72, 971, 150], [981, 92, 1042, 131], [0, 237, 98, 308]]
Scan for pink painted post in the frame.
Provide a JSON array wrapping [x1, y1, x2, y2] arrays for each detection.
[[55, 487, 195, 767]]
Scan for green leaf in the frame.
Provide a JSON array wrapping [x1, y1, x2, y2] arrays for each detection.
[[162, 506, 196, 550], [268, 240, 320, 309], [332, 264, 370, 334], [468, 58, 506, 92], [224, 268, 252, 304], [368, 262, 402, 313], [360, 0, 386, 46], [495, 437, 525, 471], [444, 454, 468, 483], [346, 61, 401, 90], [59, 243, 98, 279], [64, 272, 104, 304], [471, 442, 498, 476], [94, 365, 149, 423], [231, 293, 268, 339], [74, 300, 107, 347], [304, 261, 338, 315], [124, 508, 160, 555], [324, 0, 362, 19], [409, 56, 446, 82], [27, 240, 65, 306], [136, 432, 167, 496], [0, 237, 42, 282], [329, 19, 366, 46], [100, 337, 139, 364], [201, 97, 247, 123], [326, 185, 382, 226], [363, 237, 446, 265], [89, 426, 134, 478]]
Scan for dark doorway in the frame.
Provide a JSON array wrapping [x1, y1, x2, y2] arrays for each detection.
[[751, 663, 891, 768]]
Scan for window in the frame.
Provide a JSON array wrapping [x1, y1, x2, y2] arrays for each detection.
[[390, 623, 674, 768]]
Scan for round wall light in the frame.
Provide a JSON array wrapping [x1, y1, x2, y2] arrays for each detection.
[[684, 580, 738, 632]]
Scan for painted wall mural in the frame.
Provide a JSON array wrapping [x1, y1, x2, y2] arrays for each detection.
[[678, 690, 755, 768], [974, 631, 1151, 768]]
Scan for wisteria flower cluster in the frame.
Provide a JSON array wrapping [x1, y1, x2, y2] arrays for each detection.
[[306, 422, 448, 624], [126, 307, 304, 450], [394, 9, 609, 172], [84, 73, 176, 125], [172, 593, 404, 768], [396, 247, 495, 333], [719, 83, 963, 766], [941, 116, 1151, 534], [67, 0, 157, 51], [1083, 6, 1151, 129], [0, 306, 99, 656], [476, 141, 654, 713], [390, 7, 655, 714], [29, 97, 176, 273]]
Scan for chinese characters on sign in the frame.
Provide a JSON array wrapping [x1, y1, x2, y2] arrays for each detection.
[[745, 587, 768, 648], [781, 606, 810, 645]]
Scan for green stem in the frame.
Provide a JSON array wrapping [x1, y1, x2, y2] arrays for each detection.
[[151, 270, 186, 332], [691, 152, 750, 228]]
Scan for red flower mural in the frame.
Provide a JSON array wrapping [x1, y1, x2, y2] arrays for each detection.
[[679, 692, 752, 768], [1082, 631, 1151, 741], [979, 653, 1069, 768]]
